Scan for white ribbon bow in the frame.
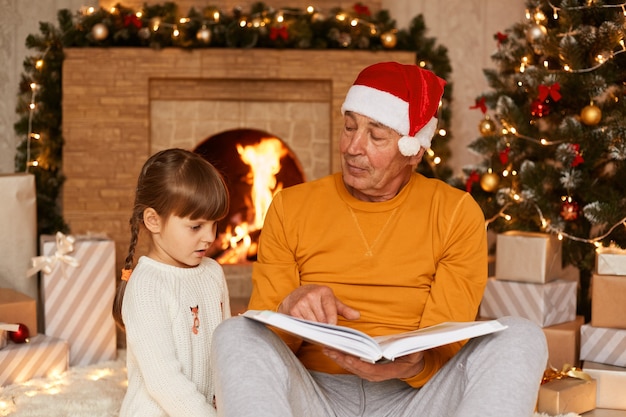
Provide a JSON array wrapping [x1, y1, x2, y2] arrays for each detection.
[[26, 231, 80, 277]]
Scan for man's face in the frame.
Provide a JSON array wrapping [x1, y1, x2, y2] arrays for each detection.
[[339, 111, 422, 202]]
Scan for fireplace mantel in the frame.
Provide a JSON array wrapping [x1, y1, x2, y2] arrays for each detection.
[[61, 48, 415, 274]]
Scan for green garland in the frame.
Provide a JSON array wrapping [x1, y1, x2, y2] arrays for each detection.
[[14, 2, 454, 236]]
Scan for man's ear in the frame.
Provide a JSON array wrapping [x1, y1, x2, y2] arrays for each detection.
[[143, 207, 161, 233], [408, 147, 427, 165]]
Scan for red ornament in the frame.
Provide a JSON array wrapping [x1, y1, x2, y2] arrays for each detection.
[[465, 171, 480, 192], [570, 143, 584, 167], [531, 99, 550, 117], [560, 200, 579, 221], [124, 14, 142, 29], [9, 323, 30, 344], [538, 83, 562, 102], [499, 147, 511, 165], [269, 25, 288, 41], [353, 2, 371, 16], [495, 31, 508, 47], [470, 97, 487, 114]]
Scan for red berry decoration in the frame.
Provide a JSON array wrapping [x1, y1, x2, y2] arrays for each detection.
[[9, 323, 30, 344], [560, 200, 579, 221], [531, 99, 550, 117]]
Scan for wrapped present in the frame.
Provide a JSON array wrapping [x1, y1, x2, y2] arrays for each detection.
[[580, 324, 626, 367], [0, 323, 19, 350], [495, 231, 562, 283], [479, 278, 576, 327], [582, 361, 626, 410], [591, 273, 626, 329], [40, 234, 117, 366], [536, 366, 596, 415], [596, 245, 626, 276], [0, 334, 69, 386], [0, 288, 38, 335], [0, 174, 37, 303], [543, 316, 584, 368]]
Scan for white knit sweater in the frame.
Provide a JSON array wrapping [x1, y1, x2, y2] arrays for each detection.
[[120, 256, 230, 417]]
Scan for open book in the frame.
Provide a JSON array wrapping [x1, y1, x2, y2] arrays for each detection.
[[243, 310, 507, 363]]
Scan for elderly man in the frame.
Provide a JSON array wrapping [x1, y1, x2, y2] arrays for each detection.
[[211, 62, 547, 417]]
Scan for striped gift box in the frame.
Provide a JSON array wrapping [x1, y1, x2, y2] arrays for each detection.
[[41, 236, 117, 366], [580, 324, 626, 367], [479, 278, 576, 327], [0, 334, 68, 386]]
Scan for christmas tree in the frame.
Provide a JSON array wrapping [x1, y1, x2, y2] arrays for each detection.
[[458, 0, 626, 317]]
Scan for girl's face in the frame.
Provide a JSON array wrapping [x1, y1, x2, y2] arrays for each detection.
[[147, 213, 218, 268]]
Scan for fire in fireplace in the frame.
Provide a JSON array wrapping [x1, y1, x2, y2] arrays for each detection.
[[194, 128, 305, 264]]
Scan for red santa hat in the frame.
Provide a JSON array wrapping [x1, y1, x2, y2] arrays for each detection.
[[341, 62, 446, 156]]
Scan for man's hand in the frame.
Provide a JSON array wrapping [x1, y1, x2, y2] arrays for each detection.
[[322, 348, 425, 382], [278, 284, 360, 325]]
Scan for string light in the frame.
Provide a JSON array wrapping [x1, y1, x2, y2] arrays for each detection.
[[486, 193, 626, 247], [24, 45, 50, 172]]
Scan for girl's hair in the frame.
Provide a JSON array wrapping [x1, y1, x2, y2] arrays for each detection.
[[112, 148, 230, 330]]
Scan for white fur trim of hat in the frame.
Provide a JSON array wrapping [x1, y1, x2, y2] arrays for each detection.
[[341, 62, 446, 156]]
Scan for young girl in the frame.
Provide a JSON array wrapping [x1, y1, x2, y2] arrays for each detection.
[[112, 148, 230, 417]]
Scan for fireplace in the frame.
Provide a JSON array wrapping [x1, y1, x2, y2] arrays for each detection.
[[194, 128, 306, 263], [60, 48, 415, 299]]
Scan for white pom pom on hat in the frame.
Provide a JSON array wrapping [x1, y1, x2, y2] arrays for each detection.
[[341, 62, 446, 156]]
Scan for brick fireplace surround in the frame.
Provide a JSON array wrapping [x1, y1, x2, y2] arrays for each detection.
[[61, 48, 415, 300]]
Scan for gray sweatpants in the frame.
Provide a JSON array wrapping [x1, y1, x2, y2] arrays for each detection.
[[211, 315, 547, 417]]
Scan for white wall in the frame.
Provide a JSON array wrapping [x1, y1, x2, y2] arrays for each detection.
[[0, 0, 526, 175]]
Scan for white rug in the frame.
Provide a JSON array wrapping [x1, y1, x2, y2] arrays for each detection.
[[0, 351, 579, 417]]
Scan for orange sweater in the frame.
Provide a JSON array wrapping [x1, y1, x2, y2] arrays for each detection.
[[248, 172, 487, 388]]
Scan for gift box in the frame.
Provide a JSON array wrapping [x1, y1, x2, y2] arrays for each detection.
[[536, 375, 596, 415], [40, 234, 117, 366], [479, 278, 576, 327], [495, 231, 562, 283], [582, 361, 626, 410], [596, 246, 626, 276], [580, 324, 626, 367], [0, 334, 69, 386], [0, 288, 38, 335], [0, 174, 38, 303], [543, 316, 584, 368], [591, 273, 626, 329]]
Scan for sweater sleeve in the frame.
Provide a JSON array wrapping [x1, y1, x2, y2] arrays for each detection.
[[123, 272, 217, 416], [402, 192, 488, 388], [248, 192, 304, 351]]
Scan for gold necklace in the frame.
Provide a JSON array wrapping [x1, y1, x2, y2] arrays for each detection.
[[348, 206, 398, 257]]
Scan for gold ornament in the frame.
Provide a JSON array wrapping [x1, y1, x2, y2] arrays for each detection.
[[480, 172, 500, 192], [380, 31, 397, 49], [92, 23, 109, 41], [196, 26, 212, 44], [478, 117, 496, 136], [580, 104, 602, 126]]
